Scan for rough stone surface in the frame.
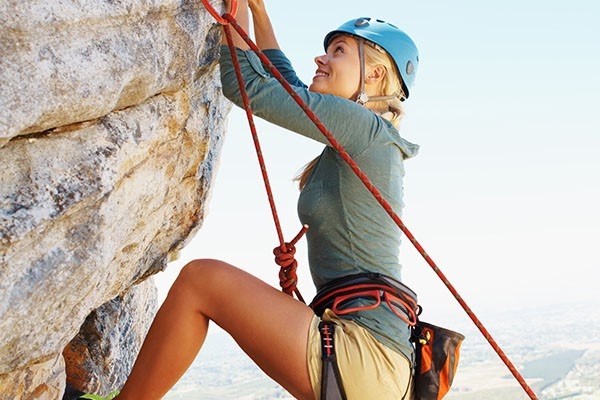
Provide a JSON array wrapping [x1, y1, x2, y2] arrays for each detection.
[[0, 0, 224, 146], [62, 280, 158, 396], [0, 356, 65, 400], [0, 0, 230, 398]]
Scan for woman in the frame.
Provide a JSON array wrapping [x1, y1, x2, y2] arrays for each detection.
[[84, 0, 420, 399]]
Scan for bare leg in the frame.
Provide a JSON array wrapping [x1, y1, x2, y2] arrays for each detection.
[[117, 259, 315, 400]]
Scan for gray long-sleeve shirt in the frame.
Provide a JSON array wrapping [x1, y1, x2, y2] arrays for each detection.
[[220, 45, 419, 360]]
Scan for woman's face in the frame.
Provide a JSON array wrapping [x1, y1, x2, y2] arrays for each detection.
[[309, 35, 362, 100]]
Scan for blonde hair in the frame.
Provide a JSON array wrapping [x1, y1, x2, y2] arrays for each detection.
[[362, 40, 406, 127], [296, 38, 406, 190]]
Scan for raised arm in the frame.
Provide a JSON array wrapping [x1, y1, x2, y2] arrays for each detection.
[[220, 0, 280, 51], [221, 0, 250, 50], [248, 0, 280, 50]]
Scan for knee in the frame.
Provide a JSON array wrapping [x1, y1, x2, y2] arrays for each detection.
[[168, 259, 234, 310], [173, 258, 230, 293]]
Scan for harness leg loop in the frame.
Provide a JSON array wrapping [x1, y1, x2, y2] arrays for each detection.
[[318, 321, 347, 400]]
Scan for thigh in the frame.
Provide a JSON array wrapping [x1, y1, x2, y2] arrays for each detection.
[[175, 259, 315, 400]]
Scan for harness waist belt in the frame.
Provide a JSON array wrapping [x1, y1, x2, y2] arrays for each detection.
[[310, 272, 419, 326]]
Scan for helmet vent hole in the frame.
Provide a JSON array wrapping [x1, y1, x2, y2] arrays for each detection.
[[406, 61, 414, 75], [354, 18, 370, 27]]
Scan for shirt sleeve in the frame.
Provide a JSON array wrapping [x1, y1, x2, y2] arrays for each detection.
[[220, 45, 386, 157], [262, 49, 307, 89]]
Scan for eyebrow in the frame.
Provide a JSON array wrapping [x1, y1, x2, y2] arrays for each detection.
[[328, 36, 353, 51]]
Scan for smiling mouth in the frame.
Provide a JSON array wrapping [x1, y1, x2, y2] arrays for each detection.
[[313, 71, 329, 81]]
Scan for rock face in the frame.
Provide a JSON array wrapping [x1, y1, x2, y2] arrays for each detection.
[[0, 0, 230, 398]]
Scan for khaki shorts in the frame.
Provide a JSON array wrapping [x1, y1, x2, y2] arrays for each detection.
[[306, 309, 413, 400]]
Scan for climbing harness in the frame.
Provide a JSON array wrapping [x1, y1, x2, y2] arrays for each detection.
[[199, 2, 539, 399], [312, 273, 418, 399], [311, 272, 419, 326], [312, 273, 464, 400]]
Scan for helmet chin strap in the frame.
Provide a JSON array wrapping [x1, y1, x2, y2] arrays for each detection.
[[355, 38, 399, 105], [355, 38, 369, 105]]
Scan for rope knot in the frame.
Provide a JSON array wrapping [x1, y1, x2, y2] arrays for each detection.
[[273, 243, 298, 295]]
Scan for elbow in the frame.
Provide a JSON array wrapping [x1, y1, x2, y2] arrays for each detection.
[[219, 50, 241, 105], [220, 71, 243, 106], [220, 80, 236, 103]]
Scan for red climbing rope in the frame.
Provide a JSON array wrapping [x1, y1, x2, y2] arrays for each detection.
[[202, 3, 538, 399], [207, 0, 307, 302], [202, 0, 237, 25], [225, 26, 307, 303]]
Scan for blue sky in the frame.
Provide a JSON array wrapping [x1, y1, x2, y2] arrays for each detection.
[[158, 0, 599, 328]]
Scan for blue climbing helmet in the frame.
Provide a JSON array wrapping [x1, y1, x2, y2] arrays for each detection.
[[323, 17, 419, 100]]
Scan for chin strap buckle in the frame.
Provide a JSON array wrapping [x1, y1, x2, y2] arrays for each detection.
[[355, 92, 369, 105]]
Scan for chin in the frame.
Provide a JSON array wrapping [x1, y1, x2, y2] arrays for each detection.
[[309, 84, 326, 94]]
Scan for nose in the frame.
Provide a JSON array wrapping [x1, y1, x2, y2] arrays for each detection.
[[314, 54, 326, 66]]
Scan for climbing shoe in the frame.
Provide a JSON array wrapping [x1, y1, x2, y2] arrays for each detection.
[[79, 391, 120, 400]]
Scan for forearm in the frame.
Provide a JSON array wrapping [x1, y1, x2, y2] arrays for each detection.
[[221, 0, 250, 50], [249, 0, 280, 50]]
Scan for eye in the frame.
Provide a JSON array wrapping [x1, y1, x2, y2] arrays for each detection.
[[334, 45, 344, 54]]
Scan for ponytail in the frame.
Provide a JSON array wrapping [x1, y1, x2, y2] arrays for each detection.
[[295, 156, 319, 191]]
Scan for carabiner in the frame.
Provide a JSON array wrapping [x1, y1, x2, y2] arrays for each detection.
[[201, 0, 238, 25]]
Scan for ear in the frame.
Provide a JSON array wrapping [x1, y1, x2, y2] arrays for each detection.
[[365, 64, 386, 84]]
